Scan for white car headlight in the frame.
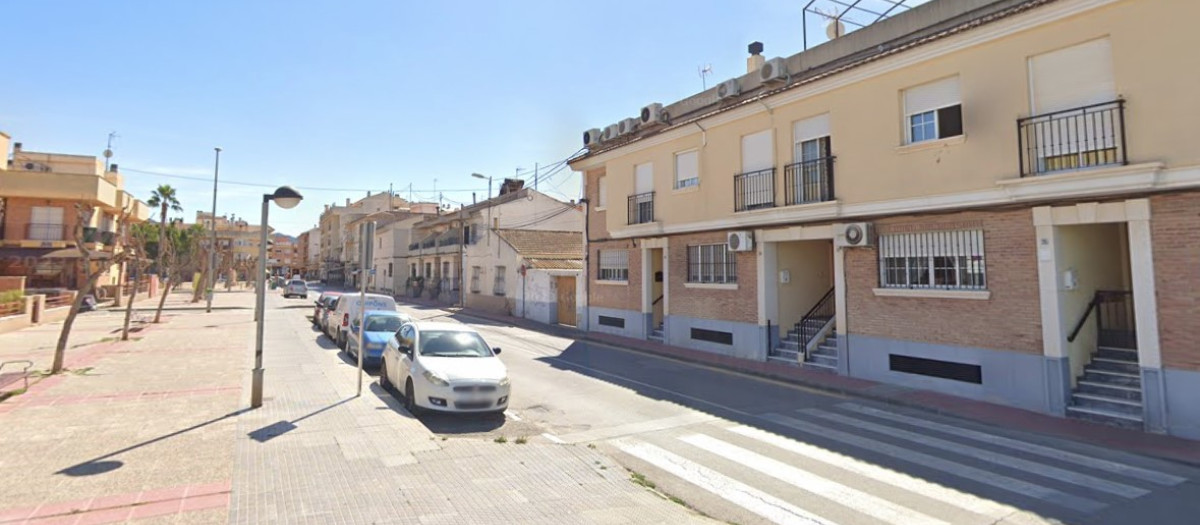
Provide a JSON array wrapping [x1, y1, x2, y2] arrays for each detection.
[[423, 369, 450, 387], [498, 376, 510, 387]]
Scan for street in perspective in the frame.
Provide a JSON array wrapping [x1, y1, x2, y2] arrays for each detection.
[[2, 0, 1200, 524]]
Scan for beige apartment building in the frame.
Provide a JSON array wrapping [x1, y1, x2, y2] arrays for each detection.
[[570, 0, 1200, 438], [318, 192, 409, 286], [193, 211, 270, 281], [0, 135, 151, 290]]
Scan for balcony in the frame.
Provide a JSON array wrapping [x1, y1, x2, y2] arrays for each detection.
[[27, 223, 67, 242], [627, 192, 655, 225], [734, 168, 776, 212], [783, 156, 835, 206], [1018, 99, 1127, 177], [408, 242, 420, 251]]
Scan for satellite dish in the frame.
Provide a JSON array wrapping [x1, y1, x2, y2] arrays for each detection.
[[103, 149, 113, 159], [826, 19, 846, 39]]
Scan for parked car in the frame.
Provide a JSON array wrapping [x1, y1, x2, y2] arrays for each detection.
[[346, 310, 412, 367], [381, 321, 509, 415], [329, 293, 398, 349], [283, 279, 308, 299], [312, 291, 343, 327]]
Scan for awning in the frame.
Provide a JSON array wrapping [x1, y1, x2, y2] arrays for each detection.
[[40, 248, 114, 260]]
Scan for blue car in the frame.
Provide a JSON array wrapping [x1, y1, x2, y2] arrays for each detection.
[[346, 310, 411, 367]]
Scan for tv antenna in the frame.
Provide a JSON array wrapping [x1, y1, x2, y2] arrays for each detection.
[[698, 64, 713, 90]]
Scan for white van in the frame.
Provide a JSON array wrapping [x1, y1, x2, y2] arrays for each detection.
[[330, 293, 398, 349]]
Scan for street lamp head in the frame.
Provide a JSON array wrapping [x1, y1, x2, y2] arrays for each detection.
[[471, 173, 488, 180], [268, 186, 304, 209]]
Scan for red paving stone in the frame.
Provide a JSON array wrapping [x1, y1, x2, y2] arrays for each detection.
[[178, 493, 228, 513], [0, 481, 231, 525], [71, 507, 131, 525], [127, 499, 181, 520]]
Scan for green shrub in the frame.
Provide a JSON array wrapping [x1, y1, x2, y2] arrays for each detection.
[[0, 290, 23, 304]]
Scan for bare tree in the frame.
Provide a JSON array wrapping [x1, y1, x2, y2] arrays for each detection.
[[51, 205, 133, 374], [153, 224, 204, 323], [121, 223, 154, 341]]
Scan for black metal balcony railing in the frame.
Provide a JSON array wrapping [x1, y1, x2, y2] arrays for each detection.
[[27, 223, 66, 241], [784, 156, 835, 206], [83, 227, 98, 243], [734, 168, 776, 212], [101, 231, 116, 245], [437, 234, 461, 247], [627, 192, 655, 225], [420, 237, 436, 249], [408, 242, 420, 251], [1018, 99, 1127, 177]]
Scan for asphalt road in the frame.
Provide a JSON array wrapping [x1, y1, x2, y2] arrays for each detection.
[[291, 288, 1200, 525]]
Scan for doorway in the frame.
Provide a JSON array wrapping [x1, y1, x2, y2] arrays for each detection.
[[556, 276, 577, 326]]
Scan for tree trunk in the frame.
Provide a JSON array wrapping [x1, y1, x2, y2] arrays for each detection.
[[154, 275, 170, 323], [51, 277, 98, 374], [121, 273, 137, 341], [112, 261, 124, 307]]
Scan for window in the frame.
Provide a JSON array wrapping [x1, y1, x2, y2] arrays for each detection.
[[687, 244, 737, 284], [903, 77, 963, 144], [675, 150, 699, 189], [424, 262, 432, 278], [410, 263, 417, 277], [738, 130, 775, 210], [29, 206, 65, 241], [493, 266, 506, 295], [597, 176, 607, 209], [793, 114, 831, 162], [878, 230, 986, 290], [598, 250, 629, 282], [441, 261, 450, 279], [387, 262, 393, 277], [1024, 38, 1120, 175], [471, 266, 481, 293]]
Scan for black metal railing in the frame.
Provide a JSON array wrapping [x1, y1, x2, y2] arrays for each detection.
[[27, 223, 66, 241], [734, 168, 776, 212], [407, 242, 420, 251], [1067, 290, 1137, 349], [101, 231, 116, 245], [794, 287, 835, 360], [627, 192, 655, 224], [784, 156, 835, 205], [437, 234, 461, 247], [420, 237, 436, 249], [82, 227, 98, 243], [1018, 99, 1126, 177]]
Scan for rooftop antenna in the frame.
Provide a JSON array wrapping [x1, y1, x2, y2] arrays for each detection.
[[698, 64, 713, 90], [103, 131, 118, 171]]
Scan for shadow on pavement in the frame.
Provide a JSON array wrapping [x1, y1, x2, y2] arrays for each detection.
[[248, 397, 355, 443]]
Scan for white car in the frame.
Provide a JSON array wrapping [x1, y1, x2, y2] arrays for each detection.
[[380, 322, 509, 415], [283, 279, 308, 299]]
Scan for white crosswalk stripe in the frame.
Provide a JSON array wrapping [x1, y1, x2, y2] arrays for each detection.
[[726, 425, 1028, 522], [680, 433, 953, 525], [804, 409, 1148, 498], [761, 412, 1107, 513], [614, 439, 835, 525], [836, 403, 1186, 486]]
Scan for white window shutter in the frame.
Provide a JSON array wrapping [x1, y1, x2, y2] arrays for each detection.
[[741, 130, 774, 173], [1029, 38, 1115, 114], [793, 114, 831, 144], [597, 176, 607, 208], [904, 76, 961, 116], [675, 150, 698, 186], [635, 163, 654, 194]]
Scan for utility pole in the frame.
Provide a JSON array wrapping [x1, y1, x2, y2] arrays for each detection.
[[534, 162, 539, 191], [103, 132, 118, 172], [389, 182, 394, 210], [207, 147, 221, 314]]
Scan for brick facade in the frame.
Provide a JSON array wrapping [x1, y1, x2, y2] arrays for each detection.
[[589, 240, 640, 311], [667, 231, 758, 324], [1151, 191, 1200, 371], [845, 208, 1043, 355], [2, 197, 84, 241]]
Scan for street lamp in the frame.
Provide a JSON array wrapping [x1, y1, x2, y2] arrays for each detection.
[[207, 147, 221, 313], [251, 185, 304, 409], [471, 172, 492, 200]]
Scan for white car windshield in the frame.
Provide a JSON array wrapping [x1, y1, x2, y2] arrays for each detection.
[[418, 331, 493, 358], [365, 315, 404, 333]]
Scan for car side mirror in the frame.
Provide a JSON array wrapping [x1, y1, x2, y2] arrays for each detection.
[[492, 347, 502, 355]]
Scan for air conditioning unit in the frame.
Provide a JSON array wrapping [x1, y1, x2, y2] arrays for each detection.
[[602, 124, 621, 141], [716, 78, 741, 100], [760, 57, 789, 83], [618, 117, 639, 136], [583, 128, 603, 147], [839, 222, 874, 247], [727, 231, 754, 252], [640, 103, 669, 126]]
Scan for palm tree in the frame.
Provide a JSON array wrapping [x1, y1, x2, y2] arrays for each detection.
[[146, 185, 183, 275]]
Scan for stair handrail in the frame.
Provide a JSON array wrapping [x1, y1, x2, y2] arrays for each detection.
[[1067, 290, 1127, 343], [794, 287, 835, 360], [652, 294, 664, 306]]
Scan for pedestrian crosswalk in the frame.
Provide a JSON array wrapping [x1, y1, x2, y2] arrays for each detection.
[[611, 402, 1191, 525]]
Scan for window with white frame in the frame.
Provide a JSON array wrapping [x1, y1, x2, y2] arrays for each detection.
[[29, 206, 64, 241], [687, 244, 737, 284], [675, 150, 699, 189], [598, 250, 629, 282], [903, 77, 963, 144], [878, 229, 986, 290], [597, 176, 607, 209], [471, 266, 481, 293], [493, 266, 506, 295]]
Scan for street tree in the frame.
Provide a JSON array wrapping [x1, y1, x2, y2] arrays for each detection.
[[121, 222, 155, 341], [153, 223, 205, 323], [146, 185, 182, 275]]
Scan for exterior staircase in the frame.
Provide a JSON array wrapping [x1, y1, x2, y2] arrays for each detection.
[[648, 324, 664, 343], [1066, 345, 1143, 429], [769, 324, 839, 373]]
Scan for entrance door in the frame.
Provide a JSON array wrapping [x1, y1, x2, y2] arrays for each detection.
[[556, 276, 576, 326]]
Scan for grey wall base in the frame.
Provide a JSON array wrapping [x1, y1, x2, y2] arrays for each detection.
[[665, 315, 765, 361], [1163, 367, 1200, 440], [846, 334, 1049, 413], [588, 307, 645, 340], [1045, 356, 1071, 416]]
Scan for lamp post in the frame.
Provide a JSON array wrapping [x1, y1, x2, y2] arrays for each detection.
[[471, 172, 492, 201], [251, 185, 304, 409], [207, 147, 221, 313]]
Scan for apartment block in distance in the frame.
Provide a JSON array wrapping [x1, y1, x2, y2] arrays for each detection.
[[569, 0, 1200, 438]]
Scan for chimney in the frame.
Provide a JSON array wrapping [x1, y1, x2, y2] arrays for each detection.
[[109, 163, 119, 172], [747, 42, 765, 73], [345, 198, 351, 206], [498, 178, 525, 196]]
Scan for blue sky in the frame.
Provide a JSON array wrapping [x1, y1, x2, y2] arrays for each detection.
[[0, 0, 920, 236]]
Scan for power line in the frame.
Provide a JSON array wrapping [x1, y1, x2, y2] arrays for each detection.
[[120, 167, 486, 193]]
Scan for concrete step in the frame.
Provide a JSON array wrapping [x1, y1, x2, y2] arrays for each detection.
[[778, 340, 801, 350], [1081, 368, 1141, 387], [816, 341, 838, 352], [811, 345, 837, 358], [1070, 392, 1143, 414], [1097, 346, 1138, 361], [1066, 404, 1144, 430], [1076, 380, 1143, 401], [807, 354, 838, 368], [771, 348, 800, 359], [1089, 357, 1140, 374], [802, 361, 838, 374]]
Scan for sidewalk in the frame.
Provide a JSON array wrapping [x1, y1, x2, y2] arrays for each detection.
[[415, 299, 1200, 468]]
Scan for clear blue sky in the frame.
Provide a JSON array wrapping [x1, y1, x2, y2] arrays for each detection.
[[0, 0, 919, 236]]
